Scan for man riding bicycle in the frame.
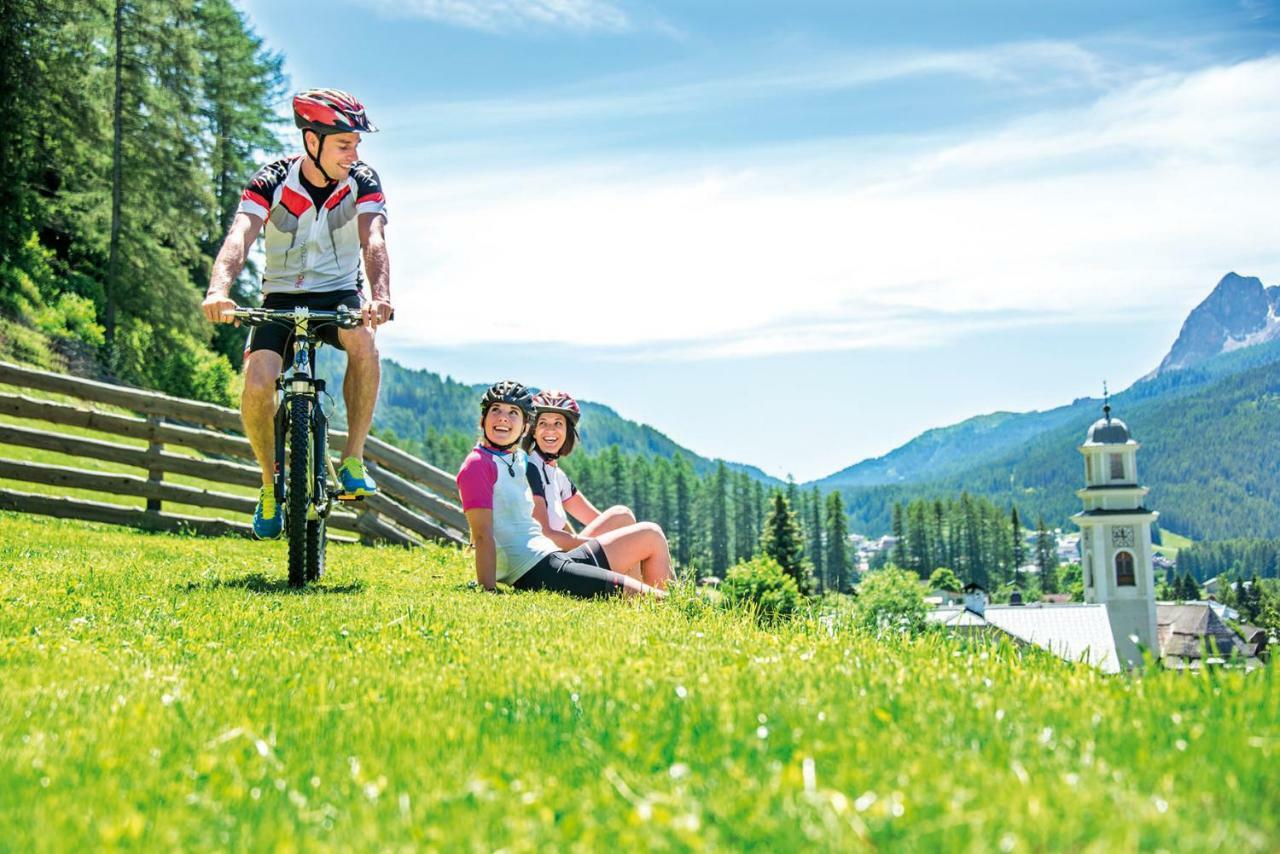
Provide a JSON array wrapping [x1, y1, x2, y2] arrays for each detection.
[[201, 88, 392, 540]]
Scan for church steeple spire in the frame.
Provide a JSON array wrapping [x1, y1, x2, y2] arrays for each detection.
[[1072, 400, 1158, 669]]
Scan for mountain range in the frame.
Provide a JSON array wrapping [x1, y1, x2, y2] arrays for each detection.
[[344, 271, 1279, 542], [809, 273, 1280, 539], [317, 348, 780, 484]]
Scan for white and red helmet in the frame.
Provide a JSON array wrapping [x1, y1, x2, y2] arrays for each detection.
[[293, 88, 378, 135], [532, 390, 581, 426]]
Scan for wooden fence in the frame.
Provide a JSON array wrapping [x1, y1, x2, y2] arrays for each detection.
[[0, 361, 467, 548]]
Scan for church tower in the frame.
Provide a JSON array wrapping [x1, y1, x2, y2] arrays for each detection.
[[1071, 394, 1159, 668]]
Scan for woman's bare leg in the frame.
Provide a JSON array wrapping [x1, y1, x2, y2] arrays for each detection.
[[581, 506, 640, 575], [580, 505, 636, 538], [595, 522, 675, 590]]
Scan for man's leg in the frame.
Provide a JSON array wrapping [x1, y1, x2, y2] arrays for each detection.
[[242, 350, 284, 487], [337, 325, 379, 460]]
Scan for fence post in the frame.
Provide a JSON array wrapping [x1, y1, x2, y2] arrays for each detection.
[[145, 415, 164, 513]]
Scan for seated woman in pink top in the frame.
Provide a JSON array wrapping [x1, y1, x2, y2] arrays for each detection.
[[455, 381, 675, 597]]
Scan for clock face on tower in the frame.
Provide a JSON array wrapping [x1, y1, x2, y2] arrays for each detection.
[[1111, 526, 1135, 548]]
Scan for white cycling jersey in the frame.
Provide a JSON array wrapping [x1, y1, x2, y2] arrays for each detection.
[[237, 155, 388, 295], [525, 449, 578, 533]]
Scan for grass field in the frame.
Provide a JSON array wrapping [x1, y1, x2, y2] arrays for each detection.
[[1153, 530, 1194, 560], [1, 512, 1277, 850]]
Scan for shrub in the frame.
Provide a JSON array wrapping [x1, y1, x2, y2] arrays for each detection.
[[0, 317, 56, 368], [115, 319, 237, 406], [665, 577, 717, 620], [0, 233, 57, 318], [928, 567, 962, 592], [855, 565, 928, 634], [722, 556, 801, 623], [34, 292, 105, 346]]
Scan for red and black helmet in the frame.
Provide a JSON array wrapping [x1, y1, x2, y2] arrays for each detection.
[[292, 88, 378, 135], [531, 390, 581, 426]]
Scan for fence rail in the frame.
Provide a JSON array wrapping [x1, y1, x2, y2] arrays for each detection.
[[0, 360, 466, 547]]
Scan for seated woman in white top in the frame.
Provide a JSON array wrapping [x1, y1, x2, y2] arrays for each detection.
[[522, 390, 641, 544]]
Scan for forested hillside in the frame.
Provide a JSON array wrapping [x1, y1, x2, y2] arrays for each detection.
[[816, 320, 1280, 493], [317, 349, 779, 483], [1, 0, 283, 402], [834, 354, 1280, 540]]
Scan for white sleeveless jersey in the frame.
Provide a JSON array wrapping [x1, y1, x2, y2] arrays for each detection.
[[525, 449, 578, 533]]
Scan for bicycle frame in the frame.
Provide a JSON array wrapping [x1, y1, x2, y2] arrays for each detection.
[[271, 307, 339, 521], [225, 302, 372, 584]]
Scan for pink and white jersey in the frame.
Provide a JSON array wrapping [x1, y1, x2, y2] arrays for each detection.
[[526, 449, 578, 533], [237, 156, 388, 295], [456, 444, 558, 583]]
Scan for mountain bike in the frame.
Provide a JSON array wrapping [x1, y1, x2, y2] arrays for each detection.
[[226, 304, 370, 587]]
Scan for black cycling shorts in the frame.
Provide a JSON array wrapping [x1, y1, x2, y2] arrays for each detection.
[[244, 289, 363, 360], [513, 539, 630, 598]]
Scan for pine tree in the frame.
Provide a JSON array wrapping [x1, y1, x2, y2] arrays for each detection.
[[1177, 572, 1201, 601], [762, 491, 814, 593], [1035, 517, 1057, 594], [1240, 572, 1262, 622], [709, 461, 730, 576], [630, 455, 651, 522], [824, 491, 851, 593], [194, 0, 285, 362], [807, 486, 825, 590], [907, 500, 929, 576], [672, 455, 693, 570], [891, 502, 908, 569], [606, 447, 627, 509], [747, 481, 757, 547], [1011, 507, 1024, 589], [931, 500, 947, 571], [961, 493, 984, 588], [733, 471, 754, 563], [653, 457, 674, 536]]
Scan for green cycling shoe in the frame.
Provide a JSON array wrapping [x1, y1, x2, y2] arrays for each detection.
[[338, 456, 377, 497], [252, 487, 283, 540]]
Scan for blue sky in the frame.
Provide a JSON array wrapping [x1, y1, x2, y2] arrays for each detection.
[[237, 0, 1280, 481]]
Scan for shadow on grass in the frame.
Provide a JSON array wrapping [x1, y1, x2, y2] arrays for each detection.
[[180, 573, 366, 596]]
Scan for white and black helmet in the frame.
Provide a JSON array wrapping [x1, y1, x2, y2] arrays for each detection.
[[480, 380, 534, 419]]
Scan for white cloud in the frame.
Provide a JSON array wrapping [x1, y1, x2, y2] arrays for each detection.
[[363, 0, 629, 33], [388, 39, 1144, 132], [376, 55, 1280, 358]]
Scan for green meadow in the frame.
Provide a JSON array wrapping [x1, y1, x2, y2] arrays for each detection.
[[0, 513, 1276, 850]]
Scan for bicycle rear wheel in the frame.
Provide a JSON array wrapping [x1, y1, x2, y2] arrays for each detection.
[[287, 396, 311, 587]]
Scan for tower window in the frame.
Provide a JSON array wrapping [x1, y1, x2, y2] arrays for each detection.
[[1109, 454, 1125, 480], [1086, 457, 1094, 482], [1115, 551, 1135, 587]]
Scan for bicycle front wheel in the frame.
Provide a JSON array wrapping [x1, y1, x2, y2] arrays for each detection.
[[287, 396, 311, 588], [306, 517, 326, 581]]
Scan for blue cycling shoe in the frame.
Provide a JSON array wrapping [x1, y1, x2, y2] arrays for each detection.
[[338, 456, 377, 498], [252, 487, 284, 540]]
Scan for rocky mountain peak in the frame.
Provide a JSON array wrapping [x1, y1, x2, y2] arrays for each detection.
[[1155, 273, 1280, 375]]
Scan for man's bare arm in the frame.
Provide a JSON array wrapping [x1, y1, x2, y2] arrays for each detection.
[[358, 212, 392, 326], [202, 213, 264, 324]]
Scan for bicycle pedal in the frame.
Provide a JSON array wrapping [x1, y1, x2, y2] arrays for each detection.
[[336, 492, 366, 502]]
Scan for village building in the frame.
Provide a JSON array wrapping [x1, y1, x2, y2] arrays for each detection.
[[928, 400, 1266, 672]]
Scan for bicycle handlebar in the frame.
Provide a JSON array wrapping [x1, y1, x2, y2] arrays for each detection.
[[221, 305, 393, 329]]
